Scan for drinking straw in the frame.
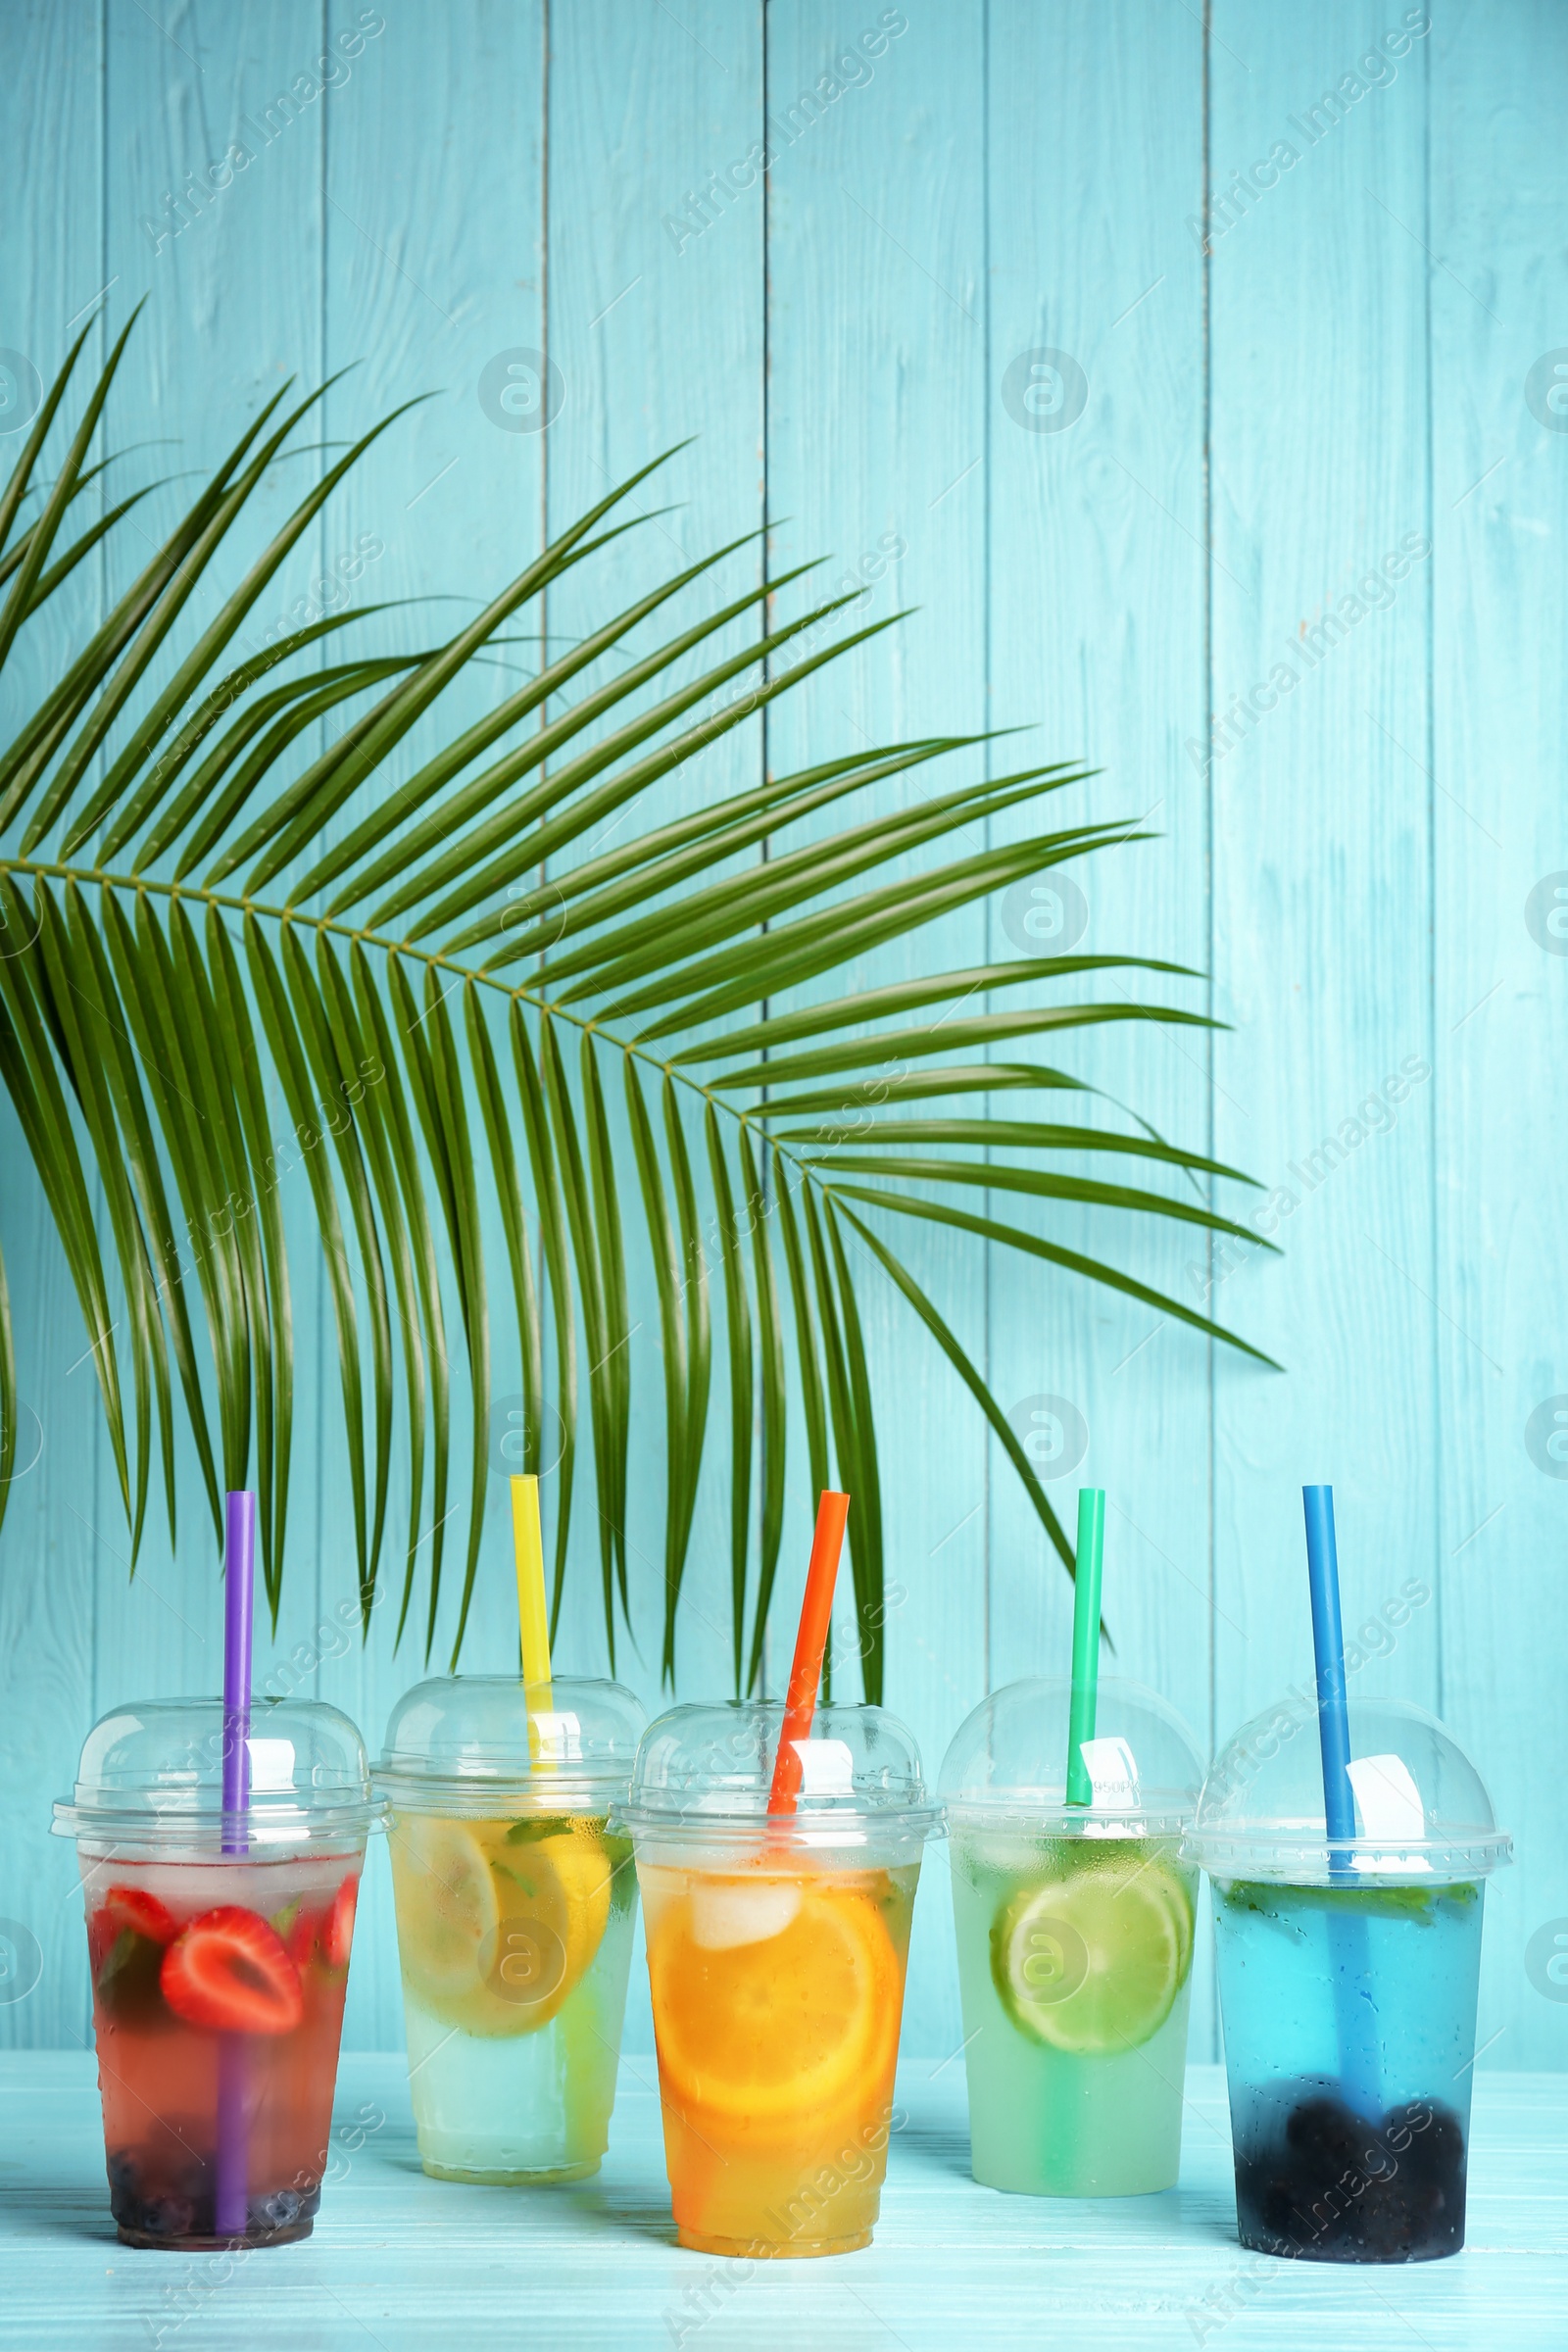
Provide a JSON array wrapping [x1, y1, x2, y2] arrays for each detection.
[[217, 1490, 255, 2241], [1301, 1484, 1379, 2118], [510, 1474, 552, 1690], [766, 1492, 851, 1817], [1302, 1486, 1355, 1873], [512, 1473, 555, 1782], [1064, 1488, 1105, 1805], [220, 1490, 256, 1845]]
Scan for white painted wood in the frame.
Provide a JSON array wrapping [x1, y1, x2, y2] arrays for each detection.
[[0, 2052, 1560, 2349]]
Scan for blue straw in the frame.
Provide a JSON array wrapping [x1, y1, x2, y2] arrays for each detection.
[[1301, 1486, 1355, 1880], [1300, 1484, 1379, 2120]]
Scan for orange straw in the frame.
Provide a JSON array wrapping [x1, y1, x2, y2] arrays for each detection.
[[766, 1491, 852, 1816]]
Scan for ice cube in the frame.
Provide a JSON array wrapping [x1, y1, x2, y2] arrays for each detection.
[[689, 1880, 802, 1949]]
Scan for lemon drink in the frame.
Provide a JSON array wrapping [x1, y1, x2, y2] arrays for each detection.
[[951, 1824, 1197, 2193], [378, 1675, 646, 2183]]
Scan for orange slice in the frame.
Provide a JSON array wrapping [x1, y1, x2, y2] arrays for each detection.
[[648, 1876, 900, 2127]]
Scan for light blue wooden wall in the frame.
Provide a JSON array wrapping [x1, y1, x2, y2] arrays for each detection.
[[1, 0, 1564, 2081]]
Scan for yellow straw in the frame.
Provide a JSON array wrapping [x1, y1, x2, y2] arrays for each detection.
[[511, 1474, 552, 1691]]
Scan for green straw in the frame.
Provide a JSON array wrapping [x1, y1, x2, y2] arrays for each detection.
[[1065, 1487, 1105, 1805]]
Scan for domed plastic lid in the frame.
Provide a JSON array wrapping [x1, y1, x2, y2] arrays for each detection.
[[375, 1676, 645, 1815], [52, 1697, 380, 1852], [620, 1700, 936, 1841], [938, 1675, 1203, 1836], [1185, 1695, 1513, 1884]]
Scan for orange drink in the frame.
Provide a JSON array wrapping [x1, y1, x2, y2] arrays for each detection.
[[622, 1699, 935, 2257]]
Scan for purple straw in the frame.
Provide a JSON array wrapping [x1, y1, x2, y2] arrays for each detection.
[[216, 1491, 256, 2239], [221, 1490, 255, 1846]]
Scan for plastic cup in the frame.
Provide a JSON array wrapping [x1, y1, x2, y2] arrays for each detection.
[[939, 1674, 1203, 2195], [376, 1675, 645, 2183], [620, 1699, 936, 2258], [1187, 1693, 1512, 2263], [53, 1697, 381, 2251]]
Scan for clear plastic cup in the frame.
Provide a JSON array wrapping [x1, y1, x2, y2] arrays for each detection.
[[1186, 1694, 1512, 2263], [53, 1697, 381, 2251], [376, 1674, 645, 2183], [939, 1674, 1203, 2195], [620, 1700, 937, 2258]]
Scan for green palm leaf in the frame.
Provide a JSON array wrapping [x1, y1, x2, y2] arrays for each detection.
[[625, 1057, 691, 1665], [510, 1007, 576, 1633], [739, 1125, 786, 1698], [0, 1231, 16, 1503], [0, 330, 1278, 1690], [706, 1105, 754, 1694], [662, 1077, 711, 1681]]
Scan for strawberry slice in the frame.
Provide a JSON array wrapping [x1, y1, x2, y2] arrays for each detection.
[[102, 1885, 178, 1945], [322, 1875, 358, 1971], [284, 1904, 319, 1971], [160, 1907, 304, 2035]]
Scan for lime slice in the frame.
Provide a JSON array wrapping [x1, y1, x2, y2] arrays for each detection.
[[992, 1866, 1186, 2054], [391, 1816, 501, 2004], [1146, 1860, 1195, 1984]]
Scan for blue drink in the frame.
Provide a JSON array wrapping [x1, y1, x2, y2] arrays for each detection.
[[1212, 1877, 1484, 2262], [1196, 1688, 1509, 2265]]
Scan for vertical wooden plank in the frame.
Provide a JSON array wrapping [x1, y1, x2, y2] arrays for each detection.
[[764, 0, 986, 2058], [985, 0, 1215, 2061], [544, 0, 764, 1732], [544, 0, 765, 2057], [103, 0, 380, 1841], [0, 0, 104, 2052], [1431, 0, 1568, 2073], [91, 0, 416, 2060], [1208, 0, 1439, 1942], [318, 0, 546, 2049], [94, 0, 327, 1743]]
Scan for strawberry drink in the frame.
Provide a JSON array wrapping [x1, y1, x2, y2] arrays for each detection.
[[57, 1692, 381, 2251], [85, 1851, 361, 2245]]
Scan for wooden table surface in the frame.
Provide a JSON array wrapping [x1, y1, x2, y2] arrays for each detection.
[[0, 2055, 1561, 2351]]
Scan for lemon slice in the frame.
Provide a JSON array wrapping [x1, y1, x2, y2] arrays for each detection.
[[391, 1815, 501, 2006], [391, 1811, 617, 2038], [992, 1866, 1186, 2055], [490, 1824, 613, 2025]]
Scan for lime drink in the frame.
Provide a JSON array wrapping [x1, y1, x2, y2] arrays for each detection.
[[940, 1673, 1205, 2197], [952, 1826, 1198, 2194]]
